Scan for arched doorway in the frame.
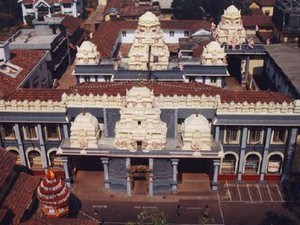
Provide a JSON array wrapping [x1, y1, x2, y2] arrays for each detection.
[[48, 149, 63, 170], [6, 147, 22, 165], [267, 153, 284, 174], [27, 149, 42, 170], [221, 152, 238, 174], [244, 153, 261, 174]]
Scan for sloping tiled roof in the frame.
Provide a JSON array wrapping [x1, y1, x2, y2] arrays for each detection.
[[242, 15, 273, 29], [0, 50, 47, 100], [53, 13, 83, 36], [91, 20, 211, 57], [0, 148, 17, 189], [20, 218, 98, 225], [73, 82, 292, 104], [23, 0, 74, 4], [8, 89, 69, 101], [257, 0, 276, 6], [8, 82, 292, 104], [2, 172, 40, 225]]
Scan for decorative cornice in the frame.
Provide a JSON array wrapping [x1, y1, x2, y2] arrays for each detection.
[[0, 99, 66, 112]]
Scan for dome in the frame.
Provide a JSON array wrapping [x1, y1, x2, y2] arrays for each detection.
[[138, 11, 160, 27], [37, 169, 70, 218], [183, 114, 210, 130], [73, 112, 99, 129], [223, 5, 241, 18]]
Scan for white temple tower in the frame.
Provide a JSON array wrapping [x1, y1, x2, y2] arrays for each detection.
[[128, 11, 170, 70]]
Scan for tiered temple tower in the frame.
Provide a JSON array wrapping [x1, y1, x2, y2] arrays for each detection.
[[128, 11, 170, 70], [75, 40, 101, 65], [37, 169, 70, 218], [201, 41, 227, 65], [213, 5, 246, 49], [115, 86, 167, 151]]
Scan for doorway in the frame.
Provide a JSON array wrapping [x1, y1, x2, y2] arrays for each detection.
[[129, 158, 149, 195]]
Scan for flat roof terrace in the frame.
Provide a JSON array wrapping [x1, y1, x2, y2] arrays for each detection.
[[264, 43, 300, 91], [9, 29, 61, 50]]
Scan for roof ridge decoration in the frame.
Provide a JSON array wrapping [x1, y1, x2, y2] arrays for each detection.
[[0, 99, 66, 112]]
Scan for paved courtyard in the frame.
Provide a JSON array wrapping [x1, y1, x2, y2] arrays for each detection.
[[71, 171, 300, 224]]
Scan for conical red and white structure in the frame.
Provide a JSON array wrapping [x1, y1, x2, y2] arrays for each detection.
[[37, 169, 70, 218]]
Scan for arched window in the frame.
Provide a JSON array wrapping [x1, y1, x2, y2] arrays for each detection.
[[49, 150, 63, 169], [27, 150, 42, 169], [244, 154, 261, 174], [221, 153, 238, 174], [267, 153, 283, 174], [6, 148, 22, 165]]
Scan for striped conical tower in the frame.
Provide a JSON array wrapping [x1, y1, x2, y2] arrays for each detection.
[[37, 169, 70, 218]]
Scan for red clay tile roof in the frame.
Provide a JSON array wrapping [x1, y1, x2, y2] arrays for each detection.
[[0, 148, 17, 189], [257, 0, 276, 6], [257, 30, 273, 43], [91, 20, 211, 57], [72, 82, 292, 104], [0, 50, 47, 100], [8, 89, 69, 101], [242, 15, 273, 29], [20, 218, 99, 225], [0, 209, 8, 224], [192, 40, 211, 57], [8, 82, 292, 104], [2, 172, 40, 225], [53, 14, 83, 35], [250, 8, 265, 16], [22, 0, 73, 4]]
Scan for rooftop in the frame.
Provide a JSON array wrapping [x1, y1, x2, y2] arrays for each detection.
[[0, 49, 48, 99], [264, 43, 300, 91], [8, 81, 292, 104]]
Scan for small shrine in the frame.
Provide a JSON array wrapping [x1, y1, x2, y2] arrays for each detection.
[[181, 114, 212, 151], [115, 86, 167, 151], [201, 41, 227, 65], [75, 40, 101, 65], [37, 169, 70, 218], [213, 5, 246, 49], [70, 112, 100, 149], [128, 11, 170, 70]]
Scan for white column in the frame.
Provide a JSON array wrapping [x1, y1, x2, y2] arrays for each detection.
[[260, 128, 272, 182], [237, 127, 248, 182], [212, 160, 220, 191], [149, 158, 154, 196], [63, 124, 69, 139], [37, 124, 48, 169], [214, 126, 220, 142], [171, 159, 179, 192], [126, 158, 131, 196], [101, 158, 110, 189], [14, 124, 27, 166], [62, 157, 71, 187]]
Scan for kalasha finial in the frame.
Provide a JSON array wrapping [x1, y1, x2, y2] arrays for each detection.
[[46, 169, 55, 180]]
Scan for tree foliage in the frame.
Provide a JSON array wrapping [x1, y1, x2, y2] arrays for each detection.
[[126, 209, 166, 225], [171, 0, 206, 20], [0, 0, 22, 29]]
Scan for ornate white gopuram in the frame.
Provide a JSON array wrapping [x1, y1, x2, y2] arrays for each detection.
[[75, 40, 101, 65], [201, 41, 227, 65], [115, 86, 167, 151], [181, 114, 212, 151], [70, 112, 100, 149], [128, 11, 170, 70], [213, 5, 246, 48]]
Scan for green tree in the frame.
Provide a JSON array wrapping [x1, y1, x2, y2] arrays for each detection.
[[203, 0, 251, 22], [171, 0, 207, 20], [126, 209, 166, 225], [0, 0, 22, 29]]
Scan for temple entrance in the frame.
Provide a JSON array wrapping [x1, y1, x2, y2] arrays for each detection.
[[72, 156, 103, 171], [129, 158, 150, 195], [177, 158, 212, 192]]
